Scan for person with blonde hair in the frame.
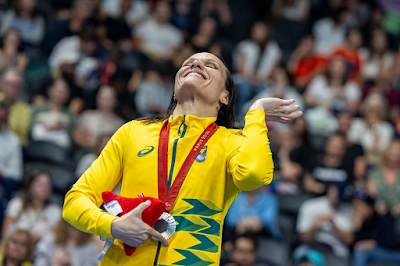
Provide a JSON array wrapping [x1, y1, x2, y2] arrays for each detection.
[[0, 230, 34, 266], [348, 93, 394, 163], [367, 139, 400, 216], [34, 219, 98, 266]]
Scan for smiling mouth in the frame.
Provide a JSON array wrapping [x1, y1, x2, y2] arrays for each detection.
[[184, 71, 206, 79]]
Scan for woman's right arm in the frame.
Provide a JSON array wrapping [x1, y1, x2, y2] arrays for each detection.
[[62, 123, 130, 239]]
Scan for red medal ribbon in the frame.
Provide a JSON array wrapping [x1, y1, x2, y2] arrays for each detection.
[[158, 120, 218, 212]]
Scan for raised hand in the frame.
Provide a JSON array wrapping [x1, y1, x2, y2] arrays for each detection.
[[111, 200, 169, 247], [248, 98, 303, 124]]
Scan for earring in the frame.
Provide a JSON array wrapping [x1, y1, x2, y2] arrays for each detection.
[[173, 93, 177, 101]]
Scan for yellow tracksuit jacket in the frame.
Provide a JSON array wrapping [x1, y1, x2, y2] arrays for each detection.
[[63, 109, 274, 266]]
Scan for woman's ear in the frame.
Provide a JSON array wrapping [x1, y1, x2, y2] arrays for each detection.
[[219, 91, 229, 106]]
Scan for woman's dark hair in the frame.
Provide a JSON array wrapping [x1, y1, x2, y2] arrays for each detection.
[[325, 56, 350, 86], [140, 56, 238, 128], [17, 169, 52, 219]]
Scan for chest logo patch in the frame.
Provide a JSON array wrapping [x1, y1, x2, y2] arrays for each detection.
[[195, 146, 207, 163], [137, 146, 154, 157]]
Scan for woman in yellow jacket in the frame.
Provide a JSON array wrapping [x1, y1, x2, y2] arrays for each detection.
[[63, 52, 302, 265]]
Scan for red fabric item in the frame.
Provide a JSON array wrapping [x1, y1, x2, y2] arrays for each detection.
[[101, 191, 166, 256], [332, 46, 361, 80]]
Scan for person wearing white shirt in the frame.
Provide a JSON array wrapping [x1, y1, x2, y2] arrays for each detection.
[[0, 100, 22, 201]]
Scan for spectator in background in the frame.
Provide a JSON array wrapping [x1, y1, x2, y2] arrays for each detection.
[[0, 100, 22, 202], [233, 21, 282, 112], [73, 85, 123, 149], [2, 169, 61, 243], [49, 28, 102, 91], [305, 55, 361, 114], [269, 125, 303, 194], [240, 67, 303, 121], [363, 66, 400, 124], [30, 79, 74, 149], [352, 195, 400, 266], [97, 0, 132, 49], [174, 17, 221, 69], [332, 28, 363, 81], [199, 0, 232, 34], [134, 1, 183, 63], [366, 140, 400, 216], [222, 234, 261, 266], [359, 28, 393, 83], [44, 0, 98, 54], [304, 134, 353, 198], [312, 7, 349, 55], [0, 68, 30, 146], [34, 219, 99, 266], [134, 66, 173, 117], [74, 134, 112, 178], [287, 35, 327, 91], [272, 0, 310, 22], [0, 0, 45, 49], [348, 93, 394, 164], [296, 184, 354, 263], [101, 0, 149, 27], [0, 230, 34, 266], [226, 188, 281, 240], [0, 29, 29, 72]]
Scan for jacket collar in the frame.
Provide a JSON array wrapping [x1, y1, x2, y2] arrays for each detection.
[[168, 114, 217, 137]]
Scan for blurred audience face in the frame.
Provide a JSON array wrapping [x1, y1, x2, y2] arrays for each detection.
[[363, 93, 386, 119], [2, 30, 21, 50], [155, 2, 172, 24], [337, 111, 352, 134], [16, 0, 36, 13], [347, 29, 362, 49], [383, 140, 400, 167], [0, 69, 23, 102], [198, 17, 217, 37], [48, 79, 70, 106], [272, 67, 289, 85], [251, 22, 269, 44], [29, 172, 52, 202], [325, 135, 346, 158], [97, 86, 117, 112], [328, 56, 347, 79], [231, 237, 257, 266], [371, 29, 388, 53], [299, 35, 315, 56], [3, 230, 32, 262]]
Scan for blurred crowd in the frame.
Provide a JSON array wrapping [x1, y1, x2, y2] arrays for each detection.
[[0, 0, 400, 265]]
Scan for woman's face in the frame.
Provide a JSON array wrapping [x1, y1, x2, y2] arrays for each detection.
[[372, 29, 387, 52], [175, 52, 228, 107], [352, 198, 373, 218], [3, 30, 21, 48], [18, 0, 36, 12], [329, 57, 347, 78], [385, 142, 400, 166], [97, 86, 117, 112], [325, 135, 346, 157], [48, 80, 70, 105], [347, 30, 363, 49], [29, 174, 52, 202], [251, 23, 268, 44], [6, 233, 30, 261]]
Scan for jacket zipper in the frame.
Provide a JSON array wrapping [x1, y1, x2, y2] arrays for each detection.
[[153, 115, 187, 266]]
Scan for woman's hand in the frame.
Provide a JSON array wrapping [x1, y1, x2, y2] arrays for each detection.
[[111, 200, 169, 247], [249, 98, 303, 124]]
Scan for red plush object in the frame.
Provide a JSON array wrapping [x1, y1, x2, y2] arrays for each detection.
[[102, 191, 166, 256]]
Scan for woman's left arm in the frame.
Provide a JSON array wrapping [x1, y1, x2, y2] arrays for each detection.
[[229, 98, 302, 191]]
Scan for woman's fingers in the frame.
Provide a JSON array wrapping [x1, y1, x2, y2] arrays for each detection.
[[280, 99, 295, 106], [280, 105, 300, 114]]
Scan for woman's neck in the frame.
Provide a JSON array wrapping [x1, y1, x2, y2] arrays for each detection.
[[31, 198, 45, 211], [173, 100, 218, 119]]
